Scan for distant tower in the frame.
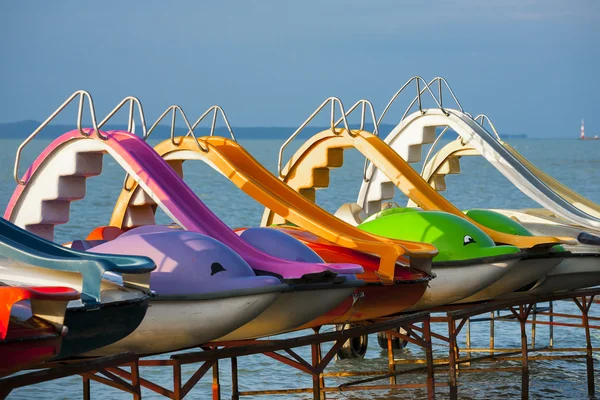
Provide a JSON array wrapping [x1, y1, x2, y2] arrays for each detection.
[[581, 119, 585, 139]]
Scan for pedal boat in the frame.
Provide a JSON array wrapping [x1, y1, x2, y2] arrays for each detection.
[[357, 208, 525, 307], [244, 226, 433, 324], [481, 209, 600, 295], [88, 226, 365, 343], [85, 225, 363, 349], [0, 219, 154, 359], [82, 226, 288, 354], [0, 284, 79, 376]]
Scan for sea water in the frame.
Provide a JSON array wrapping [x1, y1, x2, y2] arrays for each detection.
[[2, 137, 599, 399]]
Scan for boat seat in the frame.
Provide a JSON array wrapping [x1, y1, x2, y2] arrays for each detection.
[[86, 226, 125, 241]]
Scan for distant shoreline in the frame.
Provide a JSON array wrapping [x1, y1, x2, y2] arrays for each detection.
[[0, 120, 535, 140]]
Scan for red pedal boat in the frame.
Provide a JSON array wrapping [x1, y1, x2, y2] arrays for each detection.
[[0, 285, 80, 377], [237, 226, 432, 326]]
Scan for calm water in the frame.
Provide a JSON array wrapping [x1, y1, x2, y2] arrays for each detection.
[[3, 137, 600, 399]]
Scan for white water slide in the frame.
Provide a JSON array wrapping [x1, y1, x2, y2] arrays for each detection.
[[358, 79, 600, 231]]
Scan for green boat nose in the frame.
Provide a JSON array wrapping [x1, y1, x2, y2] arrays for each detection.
[[464, 209, 566, 253], [359, 208, 521, 262]]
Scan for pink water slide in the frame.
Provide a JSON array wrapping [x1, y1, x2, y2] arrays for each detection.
[[5, 129, 363, 280]]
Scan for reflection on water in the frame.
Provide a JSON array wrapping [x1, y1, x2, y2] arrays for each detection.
[[2, 138, 600, 399]]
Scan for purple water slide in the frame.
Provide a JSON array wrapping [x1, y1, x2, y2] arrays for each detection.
[[6, 129, 362, 280]]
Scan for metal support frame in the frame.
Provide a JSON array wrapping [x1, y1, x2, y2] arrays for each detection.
[[7, 312, 431, 400], [3, 288, 598, 399], [0, 353, 139, 399], [326, 287, 600, 400]]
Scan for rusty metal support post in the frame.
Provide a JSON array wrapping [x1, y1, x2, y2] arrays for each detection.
[[231, 357, 239, 400], [173, 363, 182, 400], [212, 359, 221, 400], [466, 318, 471, 367], [531, 304, 537, 349], [518, 305, 530, 400], [311, 342, 322, 400], [549, 301, 554, 348], [423, 317, 436, 400], [317, 341, 326, 400], [130, 361, 141, 400], [448, 318, 458, 400], [490, 311, 495, 352], [82, 376, 90, 400], [387, 331, 397, 385], [577, 296, 596, 396]]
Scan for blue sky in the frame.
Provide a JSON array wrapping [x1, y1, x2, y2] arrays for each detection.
[[0, 1, 598, 137]]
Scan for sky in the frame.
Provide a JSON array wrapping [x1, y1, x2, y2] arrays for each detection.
[[0, 0, 598, 137]]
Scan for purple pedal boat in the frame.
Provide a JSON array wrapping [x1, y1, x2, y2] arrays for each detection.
[[84, 227, 285, 355]]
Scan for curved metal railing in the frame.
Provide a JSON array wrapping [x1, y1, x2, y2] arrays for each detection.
[[333, 99, 380, 136], [377, 76, 465, 128], [14, 90, 100, 185], [145, 105, 197, 146], [13, 90, 237, 188], [98, 96, 148, 139], [186, 105, 236, 141], [420, 126, 452, 175], [335, 99, 381, 182], [377, 76, 444, 127], [277, 97, 351, 178], [473, 114, 502, 141]]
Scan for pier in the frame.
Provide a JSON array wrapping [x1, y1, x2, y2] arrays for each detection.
[[1, 287, 598, 400]]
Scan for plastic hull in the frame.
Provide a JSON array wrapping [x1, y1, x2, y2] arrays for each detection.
[[409, 257, 521, 310], [59, 296, 149, 359], [86, 292, 278, 356], [268, 227, 432, 322], [0, 317, 61, 377], [216, 284, 357, 341], [521, 255, 600, 295], [456, 256, 564, 303]]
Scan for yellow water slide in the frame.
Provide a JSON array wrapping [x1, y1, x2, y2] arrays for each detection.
[[110, 136, 438, 283], [262, 128, 576, 248]]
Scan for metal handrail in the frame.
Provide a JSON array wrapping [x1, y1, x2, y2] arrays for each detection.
[[145, 105, 206, 152], [377, 76, 466, 129], [121, 105, 204, 192], [98, 96, 148, 139], [474, 114, 502, 141], [377, 76, 443, 127], [431, 76, 464, 113], [398, 78, 451, 122], [419, 114, 501, 177], [122, 104, 237, 191], [333, 99, 380, 137], [13, 90, 99, 185], [277, 97, 350, 178], [187, 105, 236, 141], [332, 99, 382, 182], [420, 126, 452, 175]]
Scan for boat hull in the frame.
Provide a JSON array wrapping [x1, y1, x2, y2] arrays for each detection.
[[1, 316, 61, 377], [0, 266, 152, 359], [409, 257, 521, 310], [299, 281, 429, 328], [216, 282, 359, 341], [265, 226, 432, 322], [87, 291, 278, 356], [456, 255, 563, 303], [57, 296, 149, 359], [521, 254, 600, 295]]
